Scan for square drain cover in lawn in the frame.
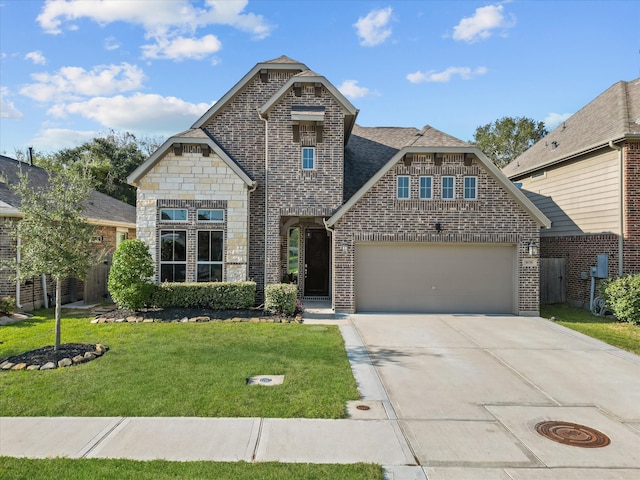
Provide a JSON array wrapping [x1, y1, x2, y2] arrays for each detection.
[[246, 375, 284, 386]]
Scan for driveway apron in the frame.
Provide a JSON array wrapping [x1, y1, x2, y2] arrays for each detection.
[[350, 313, 640, 478]]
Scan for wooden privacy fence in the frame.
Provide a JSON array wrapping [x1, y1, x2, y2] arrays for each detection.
[[540, 258, 566, 304], [83, 254, 112, 304]]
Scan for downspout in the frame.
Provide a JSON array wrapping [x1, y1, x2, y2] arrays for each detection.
[[246, 181, 257, 281], [258, 110, 269, 293], [609, 140, 624, 277], [15, 234, 22, 309]]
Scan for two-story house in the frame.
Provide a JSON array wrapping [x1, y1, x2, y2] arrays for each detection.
[[128, 56, 549, 315], [504, 78, 639, 307]]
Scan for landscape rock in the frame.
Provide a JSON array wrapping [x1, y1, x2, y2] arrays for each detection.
[[26, 365, 40, 371], [72, 355, 85, 364], [11, 363, 27, 370], [40, 362, 56, 370], [1, 361, 15, 370], [57, 358, 72, 368]]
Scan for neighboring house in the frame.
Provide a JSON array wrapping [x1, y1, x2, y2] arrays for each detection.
[[0, 155, 137, 310], [128, 56, 550, 315], [503, 78, 640, 307]]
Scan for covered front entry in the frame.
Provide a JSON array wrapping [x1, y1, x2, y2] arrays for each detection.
[[354, 243, 516, 313]]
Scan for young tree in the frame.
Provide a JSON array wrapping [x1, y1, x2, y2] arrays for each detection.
[[11, 166, 99, 350], [108, 239, 155, 310], [472, 116, 548, 168]]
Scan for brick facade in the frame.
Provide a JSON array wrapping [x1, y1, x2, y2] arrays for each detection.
[[624, 142, 640, 272], [333, 155, 541, 314]]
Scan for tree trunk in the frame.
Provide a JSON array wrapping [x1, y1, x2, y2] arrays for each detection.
[[54, 277, 62, 350]]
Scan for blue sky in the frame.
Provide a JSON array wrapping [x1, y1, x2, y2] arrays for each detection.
[[1, 0, 639, 155]]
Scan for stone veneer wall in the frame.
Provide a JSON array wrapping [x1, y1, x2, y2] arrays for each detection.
[[136, 146, 250, 283], [333, 155, 542, 314]]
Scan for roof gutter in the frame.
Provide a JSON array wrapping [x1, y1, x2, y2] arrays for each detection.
[[609, 140, 624, 277]]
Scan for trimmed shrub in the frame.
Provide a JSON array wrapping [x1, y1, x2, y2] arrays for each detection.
[[150, 281, 256, 309], [108, 239, 155, 310], [603, 274, 640, 325], [0, 296, 16, 316], [265, 283, 297, 316]]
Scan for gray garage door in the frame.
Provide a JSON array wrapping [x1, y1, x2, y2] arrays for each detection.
[[355, 243, 516, 313]]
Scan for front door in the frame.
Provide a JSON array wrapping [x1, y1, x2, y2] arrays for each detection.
[[304, 229, 330, 296]]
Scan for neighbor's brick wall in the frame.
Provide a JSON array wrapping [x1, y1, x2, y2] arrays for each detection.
[[204, 68, 302, 300], [541, 234, 619, 307], [136, 147, 249, 283], [333, 155, 542, 314], [624, 142, 640, 272]]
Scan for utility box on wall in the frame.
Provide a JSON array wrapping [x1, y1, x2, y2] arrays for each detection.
[[590, 254, 608, 279]]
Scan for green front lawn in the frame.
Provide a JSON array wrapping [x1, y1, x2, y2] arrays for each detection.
[[0, 310, 359, 417], [0, 458, 383, 480], [541, 304, 640, 355]]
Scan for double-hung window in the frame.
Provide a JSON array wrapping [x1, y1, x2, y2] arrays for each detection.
[[464, 176, 477, 200], [197, 231, 223, 282], [160, 230, 187, 282], [397, 176, 410, 199], [441, 176, 455, 200], [302, 147, 315, 170], [419, 176, 433, 200]]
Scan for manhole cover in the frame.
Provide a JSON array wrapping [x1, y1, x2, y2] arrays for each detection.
[[535, 421, 611, 448], [356, 404, 371, 411]]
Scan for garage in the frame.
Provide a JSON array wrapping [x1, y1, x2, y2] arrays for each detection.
[[354, 243, 516, 313]]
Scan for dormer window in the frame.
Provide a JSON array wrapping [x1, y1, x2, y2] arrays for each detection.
[[302, 147, 315, 170]]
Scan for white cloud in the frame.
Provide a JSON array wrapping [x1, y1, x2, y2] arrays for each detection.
[[452, 4, 515, 43], [25, 50, 47, 65], [37, 0, 273, 59], [142, 34, 222, 61], [407, 66, 488, 84], [47, 93, 210, 135], [354, 7, 393, 47], [30, 128, 99, 152], [338, 80, 375, 99], [544, 112, 572, 130], [104, 36, 121, 51], [0, 87, 23, 119], [20, 63, 146, 102]]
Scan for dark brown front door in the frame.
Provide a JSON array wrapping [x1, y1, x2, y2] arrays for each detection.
[[304, 229, 330, 296]]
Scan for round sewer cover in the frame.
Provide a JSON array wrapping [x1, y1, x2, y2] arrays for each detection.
[[356, 405, 371, 411], [535, 421, 611, 448]]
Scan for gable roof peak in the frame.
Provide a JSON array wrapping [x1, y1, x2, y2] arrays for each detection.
[[263, 55, 304, 65]]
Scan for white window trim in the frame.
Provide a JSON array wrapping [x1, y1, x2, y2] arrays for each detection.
[[397, 175, 410, 199], [441, 176, 455, 200], [463, 176, 478, 200], [197, 208, 225, 222], [160, 208, 188, 222], [302, 146, 316, 170], [419, 176, 433, 200]]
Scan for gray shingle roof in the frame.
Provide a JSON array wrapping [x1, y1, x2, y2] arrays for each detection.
[[0, 155, 136, 226], [344, 124, 469, 200], [503, 78, 640, 178]]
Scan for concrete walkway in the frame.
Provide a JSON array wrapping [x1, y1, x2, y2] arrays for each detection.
[[1, 312, 639, 480]]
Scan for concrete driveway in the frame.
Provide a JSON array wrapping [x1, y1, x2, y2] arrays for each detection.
[[349, 314, 640, 479]]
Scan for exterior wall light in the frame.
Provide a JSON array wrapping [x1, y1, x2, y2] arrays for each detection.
[[435, 222, 443, 233], [527, 241, 539, 257], [341, 241, 348, 254]]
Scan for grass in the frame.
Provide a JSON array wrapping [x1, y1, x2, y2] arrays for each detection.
[[0, 309, 359, 417], [0, 457, 383, 480], [541, 304, 640, 355]]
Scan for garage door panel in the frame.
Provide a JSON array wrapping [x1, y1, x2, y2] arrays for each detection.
[[355, 243, 515, 313]]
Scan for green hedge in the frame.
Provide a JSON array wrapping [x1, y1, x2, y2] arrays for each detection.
[[601, 274, 640, 325], [264, 283, 297, 316], [149, 281, 256, 310], [0, 296, 16, 316]]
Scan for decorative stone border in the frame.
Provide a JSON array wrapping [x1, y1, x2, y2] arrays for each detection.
[[91, 315, 302, 324], [0, 344, 108, 371]]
